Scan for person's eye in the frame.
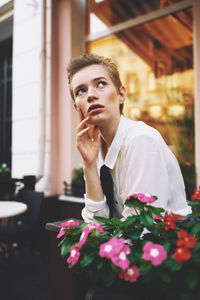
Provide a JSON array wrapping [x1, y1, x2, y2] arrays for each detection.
[[98, 80, 107, 88], [75, 88, 85, 96]]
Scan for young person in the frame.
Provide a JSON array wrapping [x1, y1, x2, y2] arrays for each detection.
[[67, 54, 191, 223]]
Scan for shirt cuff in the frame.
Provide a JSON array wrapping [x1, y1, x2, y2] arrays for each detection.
[[84, 194, 107, 212], [172, 205, 192, 216]]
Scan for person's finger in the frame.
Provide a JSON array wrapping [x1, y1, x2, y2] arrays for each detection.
[[77, 107, 86, 124], [76, 116, 90, 133], [77, 127, 90, 137]]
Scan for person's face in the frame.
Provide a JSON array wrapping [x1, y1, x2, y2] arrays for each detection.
[[71, 64, 125, 125]]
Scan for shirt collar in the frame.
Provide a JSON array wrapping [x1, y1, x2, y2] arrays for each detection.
[[98, 115, 127, 170]]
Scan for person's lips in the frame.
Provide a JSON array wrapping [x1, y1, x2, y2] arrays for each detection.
[[88, 104, 104, 114]]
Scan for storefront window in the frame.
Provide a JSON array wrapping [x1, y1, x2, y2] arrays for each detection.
[[87, 1, 195, 196], [87, 0, 185, 34]]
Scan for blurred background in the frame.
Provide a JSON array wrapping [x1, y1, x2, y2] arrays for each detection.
[[0, 0, 200, 197], [0, 0, 199, 200], [0, 1, 200, 299]]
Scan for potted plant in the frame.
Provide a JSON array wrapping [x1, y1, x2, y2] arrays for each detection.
[[0, 164, 16, 199], [71, 167, 85, 197], [179, 160, 196, 200], [57, 188, 200, 300]]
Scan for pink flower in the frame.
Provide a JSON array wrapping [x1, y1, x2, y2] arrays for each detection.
[[78, 224, 104, 249], [129, 193, 156, 204], [127, 192, 143, 200], [57, 228, 65, 239], [119, 265, 140, 282], [99, 238, 131, 269], [153, 216, 163, 220], [61, 219, 80, 228], [99, 237, 125, 258], [111, 249, 130, 269], [87, 224, 104, 233], [78, 227, 90, 249], [185, 161, 191, 166], [142, 241, 167, 266], [57, 219, 80, 239], [67, 246, 80, 266]]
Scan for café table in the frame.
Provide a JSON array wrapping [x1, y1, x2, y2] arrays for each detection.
[[0, 201, 27, 219], [0, 201, 28, 254]]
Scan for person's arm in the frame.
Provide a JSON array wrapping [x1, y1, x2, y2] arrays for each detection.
[[76, 108, 103, 200], [76, 108, 109, 222]]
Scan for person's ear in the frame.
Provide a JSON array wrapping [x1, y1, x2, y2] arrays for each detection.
[[119, 86, 126, 104], [74, 103, 78, 111]]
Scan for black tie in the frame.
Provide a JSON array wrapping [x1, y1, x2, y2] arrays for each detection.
[[100, 165, 114, 218]]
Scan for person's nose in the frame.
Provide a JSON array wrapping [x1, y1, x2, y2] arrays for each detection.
[[87, 85, 98, 102]]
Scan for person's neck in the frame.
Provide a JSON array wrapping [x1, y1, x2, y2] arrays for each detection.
[[100, 115, 121, 158]]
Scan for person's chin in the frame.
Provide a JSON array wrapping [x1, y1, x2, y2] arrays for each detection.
[[87, 114, 104, 125]]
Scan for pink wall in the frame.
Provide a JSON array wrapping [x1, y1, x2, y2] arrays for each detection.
[[51, 0, 72, 195]]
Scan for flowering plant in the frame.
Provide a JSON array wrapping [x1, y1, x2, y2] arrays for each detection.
[[58, 189, 200, 300], [0, 163, 11, 177]]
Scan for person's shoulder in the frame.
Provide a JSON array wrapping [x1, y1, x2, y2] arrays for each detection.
[[122, 116, 161, 141]]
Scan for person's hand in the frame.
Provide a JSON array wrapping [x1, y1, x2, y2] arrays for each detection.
[[76, 108, 100, 165]]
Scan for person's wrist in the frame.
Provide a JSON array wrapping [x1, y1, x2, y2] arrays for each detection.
[[83, 161, 97, 172]]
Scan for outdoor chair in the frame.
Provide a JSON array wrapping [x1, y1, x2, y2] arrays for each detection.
[[0, 189, 44, 255]]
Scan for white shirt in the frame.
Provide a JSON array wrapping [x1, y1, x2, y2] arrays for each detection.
[[82, 115, 191, 223]]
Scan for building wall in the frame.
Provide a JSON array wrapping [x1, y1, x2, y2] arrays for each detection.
[[12, 0, 85, 196], [50, 0, 85, 195], [12, 0, 51, 193]]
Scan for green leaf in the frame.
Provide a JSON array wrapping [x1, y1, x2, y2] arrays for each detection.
[[123, 215, 139, 226], [80, 252, 96, 268], [163, 241, 171, 252], [140, 211, 154, 227], [149, 226, 163, 235], [111, 217, 123, 225], [188, 200, 200, 206], [165, 257, 182, 271], [124, 198, 142, 208], [181, 220, 195, 229], [139, 262, 152, 275], [158, 270, 172, 284], [111, 263, 121, 273], [94, 216, 113, 225], [191, 222, 200, 235], [186, 270, 198, 289], [97, 260, 104, 270], [191, 210, 200, 218], [130, 229, 143, 239], [128, 252, 141, 263], [170, 262, 182, 271], [192, 255, 200, 263], [68, 264, 73, 269], [148, 206, 165, 216], [61, 239, 74, 257], [193, 241, 200, 251], [57, 238, 65, 247], [113, 228, 123, 237], [104, 269, 116, 286]]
